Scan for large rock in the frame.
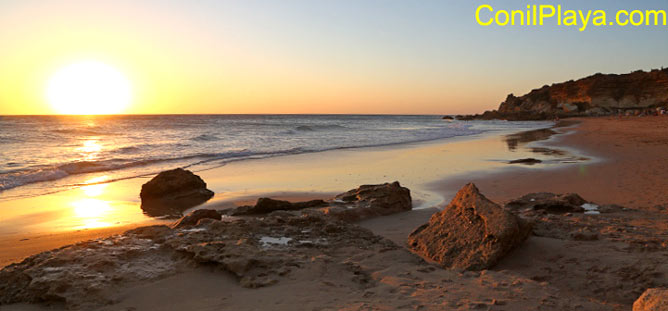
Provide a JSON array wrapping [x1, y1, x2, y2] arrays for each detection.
[[408, 183, 531, 271], [325, 181, 412, 221], [140, 168, 214, 217], [634, 288, 668, 311], [505, 192, 588, 213]]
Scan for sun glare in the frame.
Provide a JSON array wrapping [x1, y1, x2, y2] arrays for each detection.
[[46, 61, 132, 115]]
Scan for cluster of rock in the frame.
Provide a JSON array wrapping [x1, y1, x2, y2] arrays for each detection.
[[226, 181, 412, 222], [0, 212, 398, 310], [454, 68, 668, 120], [1, 167, 666, 310]]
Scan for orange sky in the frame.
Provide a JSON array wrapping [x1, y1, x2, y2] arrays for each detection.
[[0, 1, 666, 115]]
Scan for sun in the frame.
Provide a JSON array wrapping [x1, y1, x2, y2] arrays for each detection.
[[46, 60, 132, 115]]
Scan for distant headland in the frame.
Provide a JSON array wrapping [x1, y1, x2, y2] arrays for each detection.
[[453, 68, 668, 121]]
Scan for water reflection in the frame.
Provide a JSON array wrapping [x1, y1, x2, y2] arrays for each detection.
[[81, 176, 109, 197], [77, 139, 102, 160], [71, 198, 112, 229], [70, 176, 114, 229]]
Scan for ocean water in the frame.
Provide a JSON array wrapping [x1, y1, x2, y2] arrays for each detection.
[[0, 115, 552, 198]]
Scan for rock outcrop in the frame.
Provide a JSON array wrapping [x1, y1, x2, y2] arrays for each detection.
[[408, 183, 531, 270], [324, 181, 412, 221], [225, 181, 412, 222], [172, 209, 222, 228], [460, 68, 668, 120], [634, 288, 668, 311], [505, 192, 588, 213], [230, 198, 327, 216], [0, 213, 398, 310], [139, 168, 214, 217]]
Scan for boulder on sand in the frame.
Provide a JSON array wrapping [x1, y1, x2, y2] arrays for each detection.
[[408, 183, 531, 271], [140, 168, 214, 217], [634, 288, 668, 311]]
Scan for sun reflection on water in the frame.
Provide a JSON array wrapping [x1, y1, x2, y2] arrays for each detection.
[[77, 139, 102, 160]]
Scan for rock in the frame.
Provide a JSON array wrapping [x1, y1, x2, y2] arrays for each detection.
[[505, 192, 588, 213], [634, 288, 668, 311], [457, 68, 668, 120], [139, 168, 214, 217], [0, 212, 400, 310], [599, 204, 625, 213], [508, 158, 542, 165], [570, 232, 599, 241], [329, 181, 412, 221], [230, 198, 327, 216], [408, 183, 531, 271], [173, 209, 222, 228], [442, 115, 454, 120]]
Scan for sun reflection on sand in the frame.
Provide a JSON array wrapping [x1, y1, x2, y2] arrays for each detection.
[[71, 198, 112, 229], [81, 176, 109, 197], [71, 176, 114, 229]]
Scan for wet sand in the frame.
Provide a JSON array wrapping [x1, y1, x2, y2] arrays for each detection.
[[0, 123, 564, 267], [437, 116, 668, 209]]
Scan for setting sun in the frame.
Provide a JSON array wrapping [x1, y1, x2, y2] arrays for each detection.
[[46, 60, 132, 115]]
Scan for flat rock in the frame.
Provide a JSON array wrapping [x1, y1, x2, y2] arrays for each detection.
[[172, 209, 222, 228], [506, 192, 588, 213], [139, 168, 214, 217], [509, 158, 542, 165], [634, 288, 668, 311], [0, 214, 398, 310], [328, 181, 412, 221], [230, 198, 327, 216], [408, 183, 531, 271]]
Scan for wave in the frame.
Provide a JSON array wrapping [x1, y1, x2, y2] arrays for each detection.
[[191, 134, 221, 142], [0, 150, 252, 192], [53, 128, 114, 136], [294, 124, 347, 132]]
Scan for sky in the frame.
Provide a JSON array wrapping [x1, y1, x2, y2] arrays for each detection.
[[0, 0, 667, 115]]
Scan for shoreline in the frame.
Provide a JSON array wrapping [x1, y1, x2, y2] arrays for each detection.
[[1, 116, 659, 269], [1, 116, 666, 310]]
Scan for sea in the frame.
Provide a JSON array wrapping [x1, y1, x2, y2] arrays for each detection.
[[0, 115, 552, 199]]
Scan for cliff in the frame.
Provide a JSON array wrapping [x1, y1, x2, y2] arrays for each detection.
[[461, 68, 668, 120]]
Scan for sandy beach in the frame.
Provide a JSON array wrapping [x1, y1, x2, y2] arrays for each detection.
[[0, 120, 556, 267], [441, 116, 668, 210], [1, 116, 667, 311]]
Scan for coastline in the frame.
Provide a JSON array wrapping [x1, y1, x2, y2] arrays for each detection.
[[361, 115, 667, 248], [2, 116, 665, 269], [0, 121, 564, 268], [437, 116, 667, 209], [1, 116, 667, 310]]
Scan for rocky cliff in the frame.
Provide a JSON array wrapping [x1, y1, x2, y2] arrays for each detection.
[[462, 68, 668, 120]]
